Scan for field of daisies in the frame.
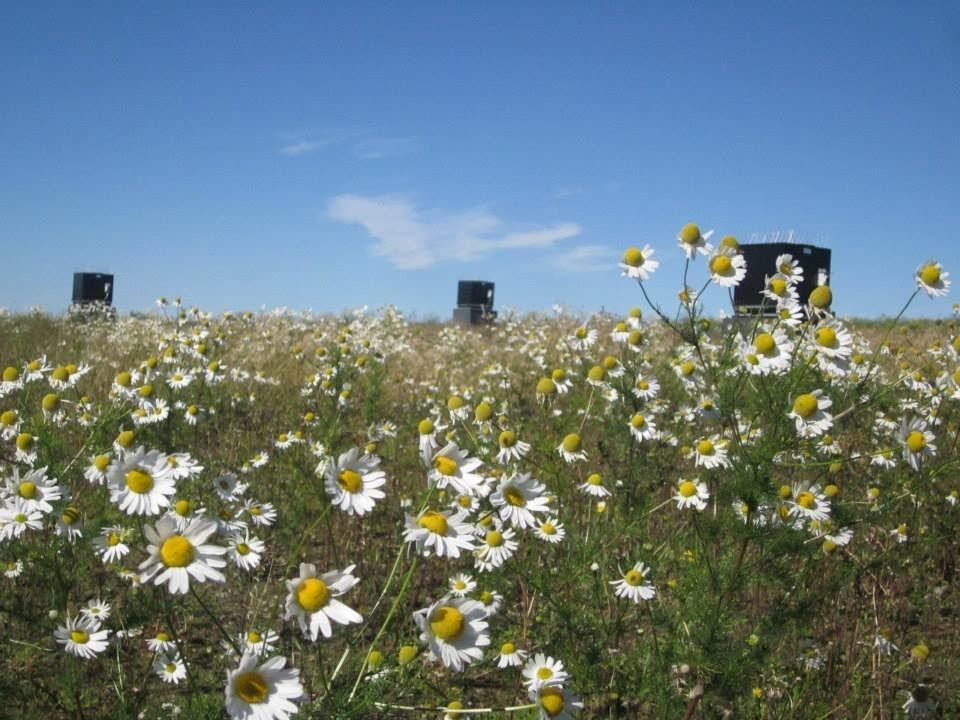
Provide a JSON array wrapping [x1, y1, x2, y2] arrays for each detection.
[[1, 226, 957, 720]]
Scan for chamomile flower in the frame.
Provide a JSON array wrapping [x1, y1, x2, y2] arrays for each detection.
[[284, 563, 362, 641], [556, 433, 587, 463], [677, 222, 714, 259], [225, 652, 304, 720], [55, 614, 110, 660], [324, 446, 387, 516], [522, 653, 569, 689], [620, 244, 660, 281], [900, 418, 936, 471], [414, 597, 490, 673], [404, 508, 477, 559], [708, 247, 747, 287], [762, 274, 799, 307], [610, 561, 656, 603], [530, 685, 583, 720], [139, 516, 227, 595], [632, 374, 660, 401], [94, 526, 131, 564], [775, 253, 804, 285], [417, 417, 446, 455], [448, 573, 477, 597], [239, 629, 280, 656], [79, 597, 112, 623], [788, 390, 834, 438], [535, 518, 565, 543], [228, 531, 265, 572], [146, 631, 177, 654], [673, 478, 709, 511], [578, 472, 611, 498], [789, 484, 831, 523], [691, 436, 731, 469], [474, 526, 519, 571], [0, 498, 44, 540], [497, 641, 528, 668], [2, 465, 63, 514], [810, 319, 853, 361], [628, 412, 657, 442], [568, 325, 598, 352], [155, 654, 188, 684], [916, 261, 950, 298], [84, 454, 112, 485], [107, 447, 177, 516], [428, 442, 485, 496], [496, 430, 531, 464], [243, 500, 277, 527], [213, 473, 246, 502], [490, 473, 551, 529], [744, 328, 793, 375]]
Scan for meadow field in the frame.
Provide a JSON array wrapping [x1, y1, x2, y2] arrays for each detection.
[[1, 234, 957, 719]]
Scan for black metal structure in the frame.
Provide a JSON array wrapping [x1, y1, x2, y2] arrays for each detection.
[[72, 272, 114, 306], [733, 243, 830, 316], [453, 280, 496, 324]]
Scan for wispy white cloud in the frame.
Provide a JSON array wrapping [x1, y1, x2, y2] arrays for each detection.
[[326, 194, 582, 269], [549, 244, 616, 273], [352, 136, 422, 159], [278, 128, 422, 159]]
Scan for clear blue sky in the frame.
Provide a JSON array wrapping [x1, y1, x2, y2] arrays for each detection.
[[2, 2, 958, 318]]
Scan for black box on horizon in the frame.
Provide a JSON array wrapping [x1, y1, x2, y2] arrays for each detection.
[[72, 272, 114, 306], [733, 243, 830, 316], [454, 280, 496, 324]]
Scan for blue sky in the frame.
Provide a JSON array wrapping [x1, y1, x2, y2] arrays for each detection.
[[2, 2, 958, 318]]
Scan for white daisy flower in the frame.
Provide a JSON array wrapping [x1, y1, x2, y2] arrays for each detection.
[[324, 447, 387, 516], [496, 430, 531, 465], [414, 597, 490, 673], [556, 433, 587, 463], [83, 453, 112, 485], [676, 223, 714, 260], [708, 247, 747, 287], [673, 478, 709, 511], [578, 472, 611, 498], [284, 563, 362, 641], [900, 417, 936, 471], [762, 273, 800, 307], [228, 531, 265, 572], [609, 561, 656, 603], [530, 684, 584, 720], [146, 631, 177, 654], [497, 641, 528, 668], [139, 516, 227, 595], [789, 484, 831, 523], [916, 261, 950, 298], [775, 253, 804, 285], [155, 654, 188, 684], [788, 390, 834, 438], [522, 653, 569, 689], [810, 319, 854, 361], [79, 597, 111, 623], [243, 500, 277, 527], [107, 446, 177, 516], [691, 437, 731, 469], [535, 518, 565, 543], [620, 244, 660, 281], [238, 629, 280, 657], [94, 526, 131, 564], [474, 526, 519, 572], [225, 652, 304, 720], [628, 412, 657, 442], [403, 509, 477, 559], [427, 442, 485, 497], [490, 473, 551, 529], [2, 465, 63, 515], [448, 573, 477, 597], [632, 374, 660, 401], [0, 498, 44, 540], [55, 614, 110, 660]]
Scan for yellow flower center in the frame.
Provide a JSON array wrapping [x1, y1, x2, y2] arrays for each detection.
[[678, 480, 697, 498], [174, 499, 191, 516], [720, 235, 739, 250], [106, 532, 122, 546], [125, 468, 154, 494], [710, 255, 732, 275], [234, 671, 269, 704], [475, 401, 493, 422], [434, 455, 458, 476], [138, 384, 153, 398], [0, 410, 16, 426], [625, 569, 645, 586], [696, 440, 715, 456], [504, 487, 526, 506], [501, 642, 516, 654], [561, 433, 582, 453], [447, 396, 464, 411], [631, 414, 646, 429], [94, 455, 110, 472], [796, 491, 816, 509], [117, 430, 136, 448], [418, 511, 449, 535], [539, 686, 565, 717], [636, 379, 649, 390], [540, 522, 556, 535], [575, 327, 587, 339], [429, 606, 465, 641], [296, 578, 330, 612], [679, 223, 701, 244], [552, 368, 567, 381], [815, 327, 837, 348], [16, 433, 33, 451], [623, 246, 644, 266], [159, 535, 195, 567], [499, 430, 517, 447], [70, 630, 90, 644], [792, 394, 819, 419], [906, 431, 927, 453], [809, 285, 832, 308], [42, 393, 59, 411], [603, 355, 618, 369], [52, 366, 69, 382], [247, 631, 262, 643], [680, 361, 695, 376], [18, 482, 37, 499], [586, 473, 603, 486], [2, 367, 18, 382], [338, 469, 363, 493], [919, 264, 941, 285], [536, 378, 556, 395], [165, 663, 177, 673], [485, 530, 504, 547], [769, 278, 787, 296], [628, 330, 643, 346], [418, 418, 434, 435], [754, 333, 776, 356], [236, 543, 250, 555], [60, 507, 80, 525]]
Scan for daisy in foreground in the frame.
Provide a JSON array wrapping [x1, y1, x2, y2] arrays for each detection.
[[610, 561, 656, 603], [915, 261, 950, 298], [55, 614, 110, 659], [414, 597, 490, 672], [323, 446, 386, 516], [139, 516, 227, 595], [284, 563, 362, 641], [619, 244, 659, 281], [530, 685, 583, 720], [225, 652, 304, 720]]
